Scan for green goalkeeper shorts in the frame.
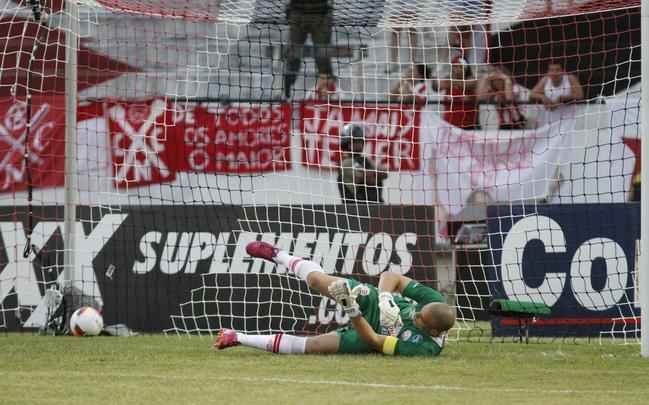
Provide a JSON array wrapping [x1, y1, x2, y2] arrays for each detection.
[[335, 278, 381, 354]]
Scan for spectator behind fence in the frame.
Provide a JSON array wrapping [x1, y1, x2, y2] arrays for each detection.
[[477, 68, 526, 129], [530, 61, 583, 111], [390, 64, 431, 105], [284, 0, 334, 99], [432, 56, 479, 129], [337, 124, 388, 204]]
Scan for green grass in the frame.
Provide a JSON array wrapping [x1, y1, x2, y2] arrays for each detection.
[[1, 334, 648, 405]]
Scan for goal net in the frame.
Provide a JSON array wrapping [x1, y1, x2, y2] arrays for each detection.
[[0, 0, 641, 341]]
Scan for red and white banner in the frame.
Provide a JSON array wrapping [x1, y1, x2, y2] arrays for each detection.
[[172, 102, 291, 174], [0, 98, 292, 191], [107, 99, 292, 188], [426, 112, 575, 217], [299, 102, 420, 171], [422, 105, 635, 218], [108, 99, 176, 188], [0, 96, 66, 192]]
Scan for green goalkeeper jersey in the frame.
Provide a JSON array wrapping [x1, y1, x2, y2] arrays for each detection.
[[337, 278, 447, 357], [390, 281, 446, 356]]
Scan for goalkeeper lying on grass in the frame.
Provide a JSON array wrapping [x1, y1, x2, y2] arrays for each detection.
[[213, 241, 455, 357]]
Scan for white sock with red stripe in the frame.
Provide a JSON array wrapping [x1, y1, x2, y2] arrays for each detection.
[[274, 252, 323, 282], [235, 333, 306, 354]]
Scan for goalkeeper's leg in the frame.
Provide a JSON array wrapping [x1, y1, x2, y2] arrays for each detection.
[[246, 241, 344, 298], [214, 329, 340, 354]]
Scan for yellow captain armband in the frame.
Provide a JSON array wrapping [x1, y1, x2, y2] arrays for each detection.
[[382, 336, 398, 356]]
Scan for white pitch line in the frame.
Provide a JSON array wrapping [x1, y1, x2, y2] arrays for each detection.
[[4, 371, 646, 396], [220, 376, 643, 396]]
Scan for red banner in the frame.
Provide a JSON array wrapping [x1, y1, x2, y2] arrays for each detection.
[[107, 99, 176, 188], [172, 102, 291, 174], [107, 100, 292, 188], [0, 98, 293, 191], [299, 102, 420, 171], [0, 96, 66, 192]]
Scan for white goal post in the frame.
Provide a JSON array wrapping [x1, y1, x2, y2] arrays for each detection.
[[63, 0, 79, 301], [640, 0, 648, 357]]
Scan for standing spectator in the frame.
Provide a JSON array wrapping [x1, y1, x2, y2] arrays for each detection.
[[530, 61, 583, 111], [477, 68, 526, 129], [337, 124, 388, 204], [432, 56, 479, 129], [390, 64, 431, 105], [284, 0, 334, 99]]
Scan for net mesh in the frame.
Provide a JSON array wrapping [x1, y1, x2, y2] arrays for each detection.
[[0, 0, 641, 340]]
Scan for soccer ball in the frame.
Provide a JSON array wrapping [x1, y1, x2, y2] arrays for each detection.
[[69, 306, 104, 336]]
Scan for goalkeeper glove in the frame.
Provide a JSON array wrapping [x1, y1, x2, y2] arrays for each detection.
[[328, 280, 361, 318], [379, 292, 403, 335]]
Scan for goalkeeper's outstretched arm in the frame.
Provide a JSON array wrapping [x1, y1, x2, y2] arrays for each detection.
[[349, 313, 397, 355]]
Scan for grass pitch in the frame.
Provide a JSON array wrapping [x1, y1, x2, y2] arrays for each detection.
[[1, 334, 648, 405]]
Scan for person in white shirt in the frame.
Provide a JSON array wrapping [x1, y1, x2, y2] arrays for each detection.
[[530, 62, 583, 111]]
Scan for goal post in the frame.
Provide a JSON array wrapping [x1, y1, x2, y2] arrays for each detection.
[[0, 0, 644, 345], [63, 0, 79, 299], [640, 0, 648, 358]]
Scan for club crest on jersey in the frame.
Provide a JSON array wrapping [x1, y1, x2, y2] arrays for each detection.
[[356, 285, 370, 296], [400, 330, 412, 341]]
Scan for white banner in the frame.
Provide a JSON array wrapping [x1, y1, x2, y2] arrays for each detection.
[[421, 104, 636, 218]]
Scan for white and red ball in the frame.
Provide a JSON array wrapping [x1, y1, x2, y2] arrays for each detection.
[[70, 306, 104, 336]]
